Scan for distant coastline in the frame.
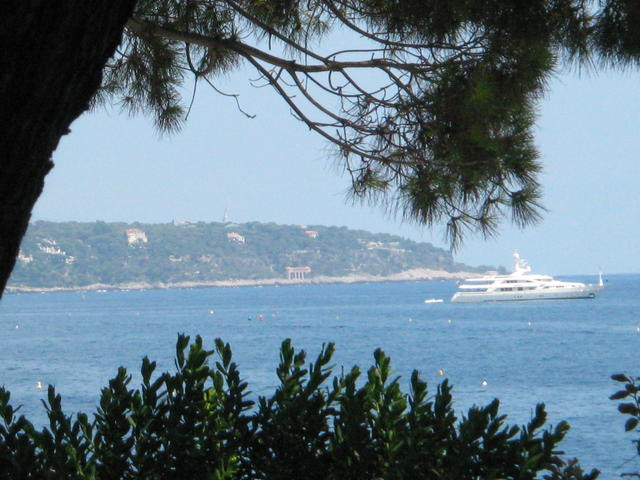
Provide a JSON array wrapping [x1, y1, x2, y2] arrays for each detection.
[[6, 268, 473, 294], [12, 221, 490, 293]]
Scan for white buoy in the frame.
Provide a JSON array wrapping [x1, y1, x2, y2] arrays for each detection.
[[481, 380, 488, 387], [528, 321, 532, 327], [35, 381, 43, 390], [447, 319, 452, 324], [408, 317, 413, 322], [209, 310, 215, 315], [438, 369, 444, 376], [15, 325, 19, 329]]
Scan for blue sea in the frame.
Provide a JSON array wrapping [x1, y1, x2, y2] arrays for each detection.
[[1, 275, 640, 477]]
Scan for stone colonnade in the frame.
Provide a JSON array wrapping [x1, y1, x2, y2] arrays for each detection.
[[286, 266, 311, 280]]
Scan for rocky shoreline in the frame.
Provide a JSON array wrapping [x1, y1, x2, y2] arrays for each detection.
[[6, 268, 473, 294]]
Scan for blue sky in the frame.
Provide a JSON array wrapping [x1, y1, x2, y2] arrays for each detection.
[[34, 65, 639, 275]]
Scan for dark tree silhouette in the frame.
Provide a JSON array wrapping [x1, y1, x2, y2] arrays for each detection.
[[0, 1, 137, 294]]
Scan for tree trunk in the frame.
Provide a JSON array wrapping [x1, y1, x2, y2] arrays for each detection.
[[0, 1, 137, 296]]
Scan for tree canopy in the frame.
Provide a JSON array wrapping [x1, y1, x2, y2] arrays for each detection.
[[1, 1, 639, 294], [100, 0, 638, 247]]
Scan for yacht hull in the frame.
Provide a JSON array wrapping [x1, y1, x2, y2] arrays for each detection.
[[450, 285, 600, 303]]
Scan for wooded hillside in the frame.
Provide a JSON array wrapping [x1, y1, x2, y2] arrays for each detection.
[[9, 221, 495, 288]]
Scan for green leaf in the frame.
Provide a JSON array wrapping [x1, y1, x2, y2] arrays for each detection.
[[625, 417, 639, 432], [610, 390, 630, 400], [618, 403, 639, 415]]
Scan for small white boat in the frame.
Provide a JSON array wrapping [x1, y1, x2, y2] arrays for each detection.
[[450, 252, 603, 303], [424, 298, 444, 304]]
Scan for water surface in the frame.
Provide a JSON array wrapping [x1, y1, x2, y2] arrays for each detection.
[[1, 275, 638, 477]]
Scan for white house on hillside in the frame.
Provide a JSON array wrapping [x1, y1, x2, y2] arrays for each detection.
[[227, 232, 245, 244], [126, 228, 148, 245]]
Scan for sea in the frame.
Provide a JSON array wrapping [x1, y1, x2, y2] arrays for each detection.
[[1, 274, 639, 477]]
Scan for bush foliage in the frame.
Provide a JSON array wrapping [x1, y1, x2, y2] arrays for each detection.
[[610, 373, 640, 477], [0, 336, 598, 479]]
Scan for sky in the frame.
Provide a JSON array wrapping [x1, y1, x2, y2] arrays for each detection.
[[33, 60, 640, 276]]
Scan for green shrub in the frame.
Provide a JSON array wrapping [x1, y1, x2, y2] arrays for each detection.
[[0, 336, 598, 479], [610, 373, 640, 478]]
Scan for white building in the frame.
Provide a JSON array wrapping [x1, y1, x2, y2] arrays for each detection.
[[38, 239, 65, 255], [18, 251, 33, 263], [286, 266, 311, 280], [227, 232, 245, 244], [126, 228, 148, 245]]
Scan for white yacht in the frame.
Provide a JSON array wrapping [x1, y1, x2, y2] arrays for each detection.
[[450, 252, 603, 303]]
